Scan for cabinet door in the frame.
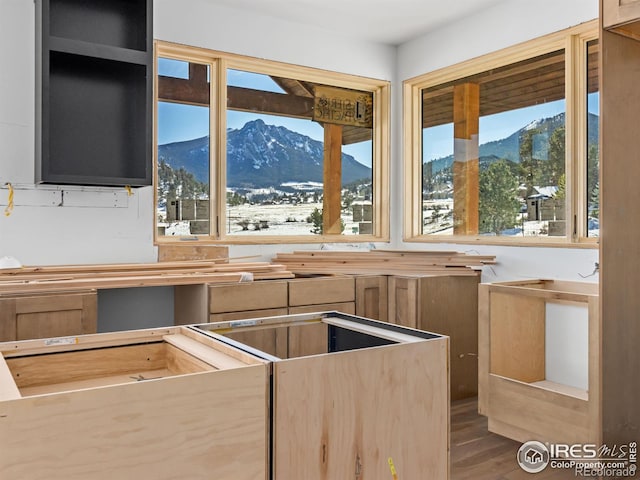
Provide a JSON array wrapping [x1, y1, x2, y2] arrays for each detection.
[[603, 0, 640, 32], [387, 276, 419, 328], [355, 275, 388, 321], [417, 275, 480, 400], [0, 292, 97, 341]]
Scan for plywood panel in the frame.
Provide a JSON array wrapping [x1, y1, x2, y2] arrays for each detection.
[[225, 324, 289, 359], [272, 339, 449, 480], [600, 21, 640, 446], [287, 322, 329, 358], [0, 365, 269, 480], [489, 292, 545, 383], [488, 375, 592, 445], [157, 244, 228, 262]]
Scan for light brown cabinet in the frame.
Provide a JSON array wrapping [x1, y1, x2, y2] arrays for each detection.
[[603, 0, 640, 34], [0, 291, 97, 342], [600, 0, 640, 446], [1, 313, 449, 479], [0, 326, 270, 479], [197, 312, 449, 480], [387, 274, 480, 400], [478, 279, 599, 446]]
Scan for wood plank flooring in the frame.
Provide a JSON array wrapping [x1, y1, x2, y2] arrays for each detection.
[[451, 397, 576, 479]]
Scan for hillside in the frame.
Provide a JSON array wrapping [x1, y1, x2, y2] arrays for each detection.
[[425, 112, 598, 172], [158, 119, 372, 188]]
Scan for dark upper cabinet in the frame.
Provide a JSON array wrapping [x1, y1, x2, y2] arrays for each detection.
[[36, 0, 153, 186]]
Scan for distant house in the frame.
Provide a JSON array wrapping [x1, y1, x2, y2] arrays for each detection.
[[526, 186, 563, 221], [525, 185, 565, 236]]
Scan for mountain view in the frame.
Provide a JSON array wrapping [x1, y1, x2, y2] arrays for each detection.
[[425, 112, 598, 173], [158, 119, 372, 189]]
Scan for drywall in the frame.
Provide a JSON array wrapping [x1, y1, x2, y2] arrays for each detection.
[[394, 0, 599, 388], [0, 0, 394, 266], [0, 0, 599, 285], [394, 0, 600, 285]]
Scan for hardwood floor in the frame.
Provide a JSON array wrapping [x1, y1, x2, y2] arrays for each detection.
[[451, 397, 576, 479]]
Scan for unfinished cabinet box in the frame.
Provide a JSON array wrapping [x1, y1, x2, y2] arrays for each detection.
[[0, 327, 269, 480], [198, 312, 449, 480], [388, 274, 480, 400], [478, 279, 600, 445], [0, 290, 97, 342]]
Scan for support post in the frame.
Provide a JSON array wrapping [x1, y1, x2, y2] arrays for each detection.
[[453, 83, 480, 235], [323, 124, 343, 234]]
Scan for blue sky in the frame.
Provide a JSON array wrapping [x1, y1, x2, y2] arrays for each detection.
[[157, 60, 372, 167], [423, 92, 599, 162], [158, 58, 599, 167]]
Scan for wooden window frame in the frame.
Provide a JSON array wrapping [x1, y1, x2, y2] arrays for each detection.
[[154, 41, 390, 245], [403, 21, 598, 247]]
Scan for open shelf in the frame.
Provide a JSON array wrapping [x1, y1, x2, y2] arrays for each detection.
[[42, 52, 149, 185], [479, 279, 599, 445], [49, 0, 148, 51], [36, 0, 152, 186]]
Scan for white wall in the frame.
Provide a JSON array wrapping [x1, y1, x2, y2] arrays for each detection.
[[395, 0, 600, 284], [0, 0, 600, 282], [0, 0, 394, 266]]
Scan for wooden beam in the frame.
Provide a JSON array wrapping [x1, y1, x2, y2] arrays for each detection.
[[323, 124, 343, 235], [269, 76, 315, 98], [158, 75, 209, 107], [453, 83, 480, 235], [227, 86, 315, 119]]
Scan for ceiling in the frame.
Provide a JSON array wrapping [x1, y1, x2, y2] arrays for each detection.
[[209, 0, 509, 45]]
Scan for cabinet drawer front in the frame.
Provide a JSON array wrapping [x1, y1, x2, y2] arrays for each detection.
[[288, 302, 355, 315], [209, 308, 289, 322], [209, 281, 288, 313], [14, 292, 93, 314], [288, 277, 355, 306]]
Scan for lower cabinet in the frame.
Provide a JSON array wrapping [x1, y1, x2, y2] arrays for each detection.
[[0, 327, 270, 480], [388, 274, 480, 400], [0, 291, 97, 342], [198, 311, 450, 480], [0, 313, 449, 479]]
